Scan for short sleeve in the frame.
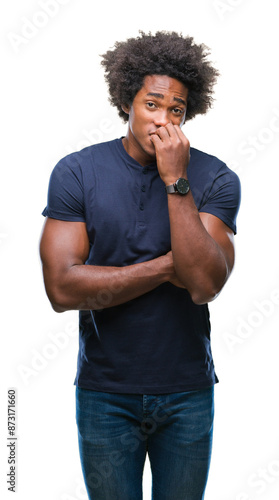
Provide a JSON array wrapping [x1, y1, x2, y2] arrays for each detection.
[[199, 167, 241, 235], [42, 153, 85, 222]]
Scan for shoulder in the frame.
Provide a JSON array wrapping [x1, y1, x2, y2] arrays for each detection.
[[189, 146, 241, 194], [55, 138, 120, 171], [188, 147, 241, 234], [190, 147, 238, 177]]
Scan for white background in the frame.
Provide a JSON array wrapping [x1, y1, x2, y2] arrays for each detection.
[[1, 0, 279, 499]]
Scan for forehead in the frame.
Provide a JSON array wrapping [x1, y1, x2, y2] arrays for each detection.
[[138, 74, 188, 101]]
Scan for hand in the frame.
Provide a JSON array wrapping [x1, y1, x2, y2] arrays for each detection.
[[165, 251, 186, 289], [150, 123, 190, 185]]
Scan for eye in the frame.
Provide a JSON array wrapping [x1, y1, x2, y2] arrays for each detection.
[[146, 102, 156, 109], [173, 108, 184, 115]]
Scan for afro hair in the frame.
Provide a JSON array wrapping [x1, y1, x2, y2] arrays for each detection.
[[100, 31, 220, 123]]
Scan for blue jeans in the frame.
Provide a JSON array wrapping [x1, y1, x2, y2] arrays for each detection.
[[76, 386, 214, 500]]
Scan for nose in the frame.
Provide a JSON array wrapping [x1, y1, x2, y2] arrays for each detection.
[[153, 110, 170, 128]]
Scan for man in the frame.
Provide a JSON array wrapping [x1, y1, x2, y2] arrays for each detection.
[[40, 31, 241, 500]]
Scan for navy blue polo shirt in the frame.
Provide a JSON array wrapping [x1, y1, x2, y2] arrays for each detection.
[[42, 138, 241, 394]]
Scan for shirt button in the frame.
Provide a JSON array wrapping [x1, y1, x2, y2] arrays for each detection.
[[141, 420, 153, 432], [139, 202, 144, 211], [141, 185, 146, 192], [143, 169, 148, 175], [145, 422, 153, 430]]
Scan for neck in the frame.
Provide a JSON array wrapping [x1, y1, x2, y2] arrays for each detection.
[[122, 135, 155, 167]]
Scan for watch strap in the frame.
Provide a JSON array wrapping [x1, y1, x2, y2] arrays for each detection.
[[165, 184, 177, 194]]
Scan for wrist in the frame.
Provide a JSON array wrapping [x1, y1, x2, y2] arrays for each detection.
[[165, 177, 190, 196], [153, 253, 173, 283], [164, 174, 188, 186]]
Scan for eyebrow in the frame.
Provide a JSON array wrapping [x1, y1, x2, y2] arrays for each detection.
[[146, 92, 186, 106]]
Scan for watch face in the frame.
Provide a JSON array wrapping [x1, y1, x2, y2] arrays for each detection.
[[176, 178, 190, 195]]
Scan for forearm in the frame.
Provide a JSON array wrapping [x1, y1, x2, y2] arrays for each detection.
[[168, 193, 229, 304], [44, 254, 172, 312], [149, 122, 232, 304]]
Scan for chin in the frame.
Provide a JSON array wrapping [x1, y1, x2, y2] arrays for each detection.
[[145, 148, 156, 162]]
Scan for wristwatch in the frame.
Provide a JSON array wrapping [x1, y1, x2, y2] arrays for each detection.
[[165, 178, 190, 195]]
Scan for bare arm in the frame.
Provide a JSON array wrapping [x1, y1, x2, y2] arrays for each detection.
[[39, 217, 180, 313], [168, 198, 235, 304], [150, 123, 235, 305]]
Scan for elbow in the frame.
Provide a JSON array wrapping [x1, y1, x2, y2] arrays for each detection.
[[188, 265, 230, 305], [189, 280, 224, 305], [41, 265, 76, 313], [190, 289, 219, 305], [51, 301, 67, 313], [50, 293, 72, 313], [46, 286, 70, 313]]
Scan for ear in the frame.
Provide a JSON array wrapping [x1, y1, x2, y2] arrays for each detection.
[[121, 104, 130, 115]]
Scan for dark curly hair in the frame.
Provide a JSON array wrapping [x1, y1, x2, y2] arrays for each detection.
[[100, 31, 219, 123]]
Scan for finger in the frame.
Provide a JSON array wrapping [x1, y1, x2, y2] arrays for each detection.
[[149, 133, 162, 148], [154, 126, 171, 142], [165, 123, 188, 147], [165, 122, 180, 140], [173, 124, 189, 145]]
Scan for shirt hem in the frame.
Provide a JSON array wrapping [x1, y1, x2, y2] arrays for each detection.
[[74, 376, 219, 394], [42, 208, 85, 222], [198, 207, 237, 234]]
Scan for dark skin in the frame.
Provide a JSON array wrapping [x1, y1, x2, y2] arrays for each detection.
[[40, 74, 235, 311]]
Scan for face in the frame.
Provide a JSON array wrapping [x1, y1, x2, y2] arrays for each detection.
[[122, 75, 188, 166]]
